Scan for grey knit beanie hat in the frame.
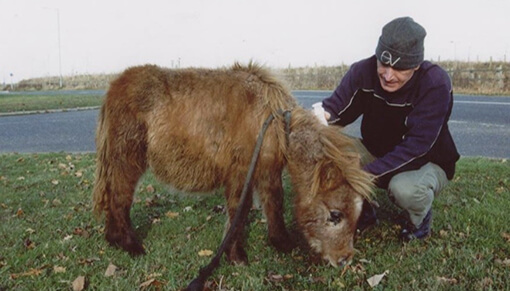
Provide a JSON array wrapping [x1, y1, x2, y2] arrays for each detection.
[[375, 17, 426, 70]]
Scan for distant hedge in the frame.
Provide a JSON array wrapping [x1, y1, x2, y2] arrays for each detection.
[[5, 61, 510, 96]]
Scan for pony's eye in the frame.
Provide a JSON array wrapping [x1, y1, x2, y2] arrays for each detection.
[[328, 210, 343, 225]]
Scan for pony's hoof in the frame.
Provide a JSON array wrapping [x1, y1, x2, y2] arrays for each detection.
[[226, 245, 248, 265], [106, 231, 146, 256]]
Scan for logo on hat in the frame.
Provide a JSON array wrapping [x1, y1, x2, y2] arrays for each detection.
[[380, 50, 401, 67]]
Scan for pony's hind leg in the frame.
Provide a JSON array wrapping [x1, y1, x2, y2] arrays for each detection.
[[257, 171, 295, 253], [96, 115, 148, 256], [104, 158, 146, 255]]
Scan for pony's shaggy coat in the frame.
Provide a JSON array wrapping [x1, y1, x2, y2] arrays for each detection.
[[93, 63, 372, 266]]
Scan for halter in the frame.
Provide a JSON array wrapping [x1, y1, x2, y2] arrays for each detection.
[[186, 109, 292, 291]]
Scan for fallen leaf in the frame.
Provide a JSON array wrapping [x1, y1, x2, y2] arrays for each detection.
[[63, 234, 73, 241], [66, 155, 72, 161], [183, 206, 193, 212], [17, 176, 25, 180], [139, 278, 165, 290], [24, 238, 36, 249], [502, 232, 510, 243], [283, 274, 294, 280], [16, 208, 24, 217], [198, 249, 213, 257], [139, 278, 155, 289], [75, 171, 83, 178], [10, 266, 47, 279], [73, 228, 90, 238], [52, 199, 62, 206], [146, 184, 155, 193], [367, 270, 389, 287], [72, 275, 86, 291], [51, 179, 59, 185], [268, 274, 283, 282], [78, 257, 100, 265], [437, 276, 458, 284], [165, 211, 179, 218], [495, 258, 510, 267], [54, 266, 66, 273], [104, 263, 118, 277]]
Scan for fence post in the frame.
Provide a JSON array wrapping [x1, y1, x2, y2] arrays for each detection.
[[496, 65, 504, 90]]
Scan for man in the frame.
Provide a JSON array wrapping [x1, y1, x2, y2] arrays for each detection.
[[316, 17, 460, 240]]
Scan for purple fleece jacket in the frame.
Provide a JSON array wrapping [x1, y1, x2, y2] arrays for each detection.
[[322, 56, 460, 188]]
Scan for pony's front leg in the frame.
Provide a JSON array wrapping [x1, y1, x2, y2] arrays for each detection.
[[223, 177, 253, 265], [257, 170, 296, 253]]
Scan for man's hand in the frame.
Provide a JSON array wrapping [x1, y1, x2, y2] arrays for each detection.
[[312, 102, 329, 125]]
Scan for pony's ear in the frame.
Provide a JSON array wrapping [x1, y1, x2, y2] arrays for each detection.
[[318, 161, 344, 192]]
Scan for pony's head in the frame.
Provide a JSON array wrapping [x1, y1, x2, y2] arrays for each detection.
[[288, 109, 373, 267]]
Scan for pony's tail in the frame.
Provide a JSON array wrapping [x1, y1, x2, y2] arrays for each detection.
[[92, 105, 110, 218]]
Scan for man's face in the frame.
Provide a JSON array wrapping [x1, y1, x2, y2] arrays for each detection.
[[377, 60, 419, 92]]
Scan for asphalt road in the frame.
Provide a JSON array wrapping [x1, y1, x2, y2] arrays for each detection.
[[1, 91, 509, 159]]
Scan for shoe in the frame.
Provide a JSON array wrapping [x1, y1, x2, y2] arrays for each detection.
[[356, 200, 379, 233], [399, 209, 432, 241]]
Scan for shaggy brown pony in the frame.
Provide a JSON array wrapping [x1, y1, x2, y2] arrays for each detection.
[[93, 62, 372, 267]]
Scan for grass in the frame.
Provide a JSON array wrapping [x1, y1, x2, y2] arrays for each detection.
[[0, 92, 104, 114], [0, 153, 509, 290]]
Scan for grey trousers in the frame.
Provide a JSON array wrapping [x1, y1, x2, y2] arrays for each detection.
[[352, 138, 449, 227]]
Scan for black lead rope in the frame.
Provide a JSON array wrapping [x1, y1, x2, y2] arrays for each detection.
[[186, 112, 285, 291]]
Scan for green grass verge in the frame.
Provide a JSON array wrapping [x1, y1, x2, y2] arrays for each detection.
[[0, 93, 104, 113], [0, 153, 509, 290]]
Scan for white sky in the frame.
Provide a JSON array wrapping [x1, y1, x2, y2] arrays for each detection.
[[1, 0, 509, 83]]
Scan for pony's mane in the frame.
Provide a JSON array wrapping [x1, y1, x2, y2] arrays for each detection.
[[289, 107, 374, 200], [318, 124, 374, 200]]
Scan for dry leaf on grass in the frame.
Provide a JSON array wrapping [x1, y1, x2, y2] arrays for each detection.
[[53, 265, 66, 273], [104, 263, 118, 277], [267, 272, 293, 283], [437, 276, 458, 284], [72, 275, 86, 291], [501, 232, 510, 243], [10, 267, 45, 279], [146, 184, 155, 193], [367, 270, 389, 287], [495, 258, 510, 267], [198, 249, 213, 257], [165, 211, 179, 218]]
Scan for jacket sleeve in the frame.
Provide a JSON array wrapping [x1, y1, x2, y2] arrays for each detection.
[[364, 82, 453, 183], [322, 67, 363, 126]]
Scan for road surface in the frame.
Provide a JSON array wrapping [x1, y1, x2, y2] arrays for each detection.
[[0, 91, 509, 159]]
